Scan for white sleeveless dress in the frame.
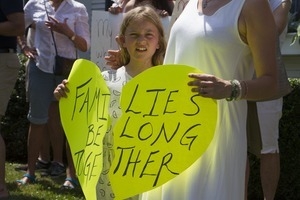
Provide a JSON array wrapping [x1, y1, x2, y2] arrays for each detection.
[[140, 0, 254, 199]]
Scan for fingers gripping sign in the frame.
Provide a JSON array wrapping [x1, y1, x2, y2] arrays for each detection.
[[59, 59, 111, 200]]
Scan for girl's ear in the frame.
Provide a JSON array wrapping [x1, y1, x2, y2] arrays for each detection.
[[117, 35, 126, 48], [156, 44, 160, 49]]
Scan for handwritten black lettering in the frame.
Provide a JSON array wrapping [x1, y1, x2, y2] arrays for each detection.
[[120, 116, 134, 138], [180, 124, 201, 150], [125, 84, 142, 114], [73, 123, 104, 185], [143, 89, 166, 117], [153, 153, 179, 187], [113, 146, 136, 174], [163, 90, 179, 114], [71, 78, 110, 124], [150, 123, 180, 146], [183, 94, 201, 116]]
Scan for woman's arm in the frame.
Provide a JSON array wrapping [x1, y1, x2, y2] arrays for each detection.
[[273, 0, 292, 35], [239, 0, 278, 101]]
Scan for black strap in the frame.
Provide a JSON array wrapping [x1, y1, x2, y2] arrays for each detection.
[[43, 0, 58, 55]]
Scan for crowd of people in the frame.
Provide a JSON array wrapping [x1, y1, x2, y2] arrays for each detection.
[[0, 0, 293, 199]]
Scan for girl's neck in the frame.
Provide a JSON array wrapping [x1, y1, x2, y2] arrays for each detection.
[[125, 60, 153, 77]]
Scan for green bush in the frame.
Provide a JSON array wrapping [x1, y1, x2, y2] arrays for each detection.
[[277, 78, 300, 200], [248, 78, 300, 200], [1, 54, 29, 163], [1, 56, 300, 198]]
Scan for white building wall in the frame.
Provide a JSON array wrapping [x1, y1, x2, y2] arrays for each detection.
[[281, 33, 300, 78], [91, 0, 106, 10]]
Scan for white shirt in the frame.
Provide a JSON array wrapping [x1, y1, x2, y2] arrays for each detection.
[[24, 0, 90, 73]]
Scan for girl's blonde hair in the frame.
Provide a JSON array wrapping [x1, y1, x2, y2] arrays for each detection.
[[119, 5, 166, 66]]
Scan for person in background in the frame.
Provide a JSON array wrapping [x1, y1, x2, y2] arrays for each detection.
[[246, 0, 292, 199], [106, 1, 289, 199], [108, 0, 175, 17], [16, 27, 52, 175], [16, 0, 90, 190], [53, 5, 167, 199], [0, 0, 25, 199]]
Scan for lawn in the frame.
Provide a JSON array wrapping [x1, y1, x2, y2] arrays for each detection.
[[5, 162, 85, 200]]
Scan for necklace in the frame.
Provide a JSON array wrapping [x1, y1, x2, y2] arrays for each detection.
[[202, 0, 211, 9]]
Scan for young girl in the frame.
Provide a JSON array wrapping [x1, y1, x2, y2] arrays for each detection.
[[53, 5, 166, 199]]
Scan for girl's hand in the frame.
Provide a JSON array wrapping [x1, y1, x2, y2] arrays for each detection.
[[188, 73, 232, 99], [53, 79, 69, 100]]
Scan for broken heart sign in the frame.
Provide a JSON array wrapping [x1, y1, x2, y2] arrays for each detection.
[[109, 64, 217, 200], [59, 59, 110, 200]]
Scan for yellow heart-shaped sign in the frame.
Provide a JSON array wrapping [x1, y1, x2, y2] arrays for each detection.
[[109, 64, 217, 199], [59, 59, 110, 200]]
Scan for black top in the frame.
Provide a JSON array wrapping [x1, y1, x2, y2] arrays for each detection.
[[0, 0, 24, 49]]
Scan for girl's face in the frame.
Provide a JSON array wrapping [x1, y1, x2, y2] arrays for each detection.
[[122, 19, 160, 64]]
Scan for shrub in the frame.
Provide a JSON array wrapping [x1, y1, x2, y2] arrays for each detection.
[[248, 78, 300, 200], [1, 54, 29, 162]]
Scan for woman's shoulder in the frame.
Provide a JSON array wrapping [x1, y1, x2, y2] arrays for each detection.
[[242, 0, 271, 15], [240, 0, 274, 27]]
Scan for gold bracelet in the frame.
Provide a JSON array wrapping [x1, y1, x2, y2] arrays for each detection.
[[70, 34, 76, 41], [240, 80, 248, 99]]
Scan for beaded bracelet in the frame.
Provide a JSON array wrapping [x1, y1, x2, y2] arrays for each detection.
[[226, 79, 241, 101], [240, 80, 248, 99]]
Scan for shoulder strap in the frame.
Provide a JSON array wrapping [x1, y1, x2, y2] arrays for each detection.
[[43, 0, 58, 55]]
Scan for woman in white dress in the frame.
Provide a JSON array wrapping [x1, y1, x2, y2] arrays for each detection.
[[140, 0, 279, 199]]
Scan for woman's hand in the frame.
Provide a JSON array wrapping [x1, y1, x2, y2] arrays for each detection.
[[188, 73, 232, 99], [108, 5, 123, 14], [104, 35, 123, 69], [157, 9, 169, 17], [53, 79, 69, 100], [105, 49, 122, 70], [22, 46, 37, 59], [45, 16, 73, 37]]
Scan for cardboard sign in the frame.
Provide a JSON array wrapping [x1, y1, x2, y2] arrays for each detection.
[[109, 64, 217, 199], [59, 59, 111, 200]]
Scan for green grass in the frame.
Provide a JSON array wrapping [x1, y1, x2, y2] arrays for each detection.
[[5, 163, 85, 200]]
